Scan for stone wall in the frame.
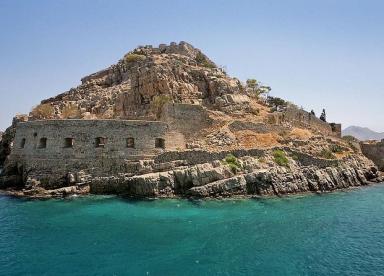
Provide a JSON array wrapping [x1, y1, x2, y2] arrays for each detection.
[[154, 148, 265, 165], [11, 120, 185, 159], [161, 103, 213, 137], [6, 119, 186, 187], [268, 107, 341, 137], [361, 140, 384, 171]]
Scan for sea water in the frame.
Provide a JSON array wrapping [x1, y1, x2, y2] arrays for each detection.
[[1, 184, 384, 275]]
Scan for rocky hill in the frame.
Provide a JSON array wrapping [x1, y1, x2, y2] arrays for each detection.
[[23, 42, 344, 152], [343, 126, 384, 141], [0, 42, 382, 198], [38, 41, 241, 120]]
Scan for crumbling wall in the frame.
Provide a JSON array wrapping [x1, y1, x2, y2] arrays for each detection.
[[161, 103, 213, 137], [268, 107, 341, 137]]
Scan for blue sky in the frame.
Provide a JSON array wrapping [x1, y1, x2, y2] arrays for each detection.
[[0, 0, 383, 131]]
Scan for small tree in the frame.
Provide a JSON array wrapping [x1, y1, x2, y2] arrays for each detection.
[[320, 109, 327, 122], [267, 96, 287, 111], [246, 79, 271, 98], [30, 103, 55, 119]]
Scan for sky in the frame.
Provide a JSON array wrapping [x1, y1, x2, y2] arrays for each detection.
[[0, 0, 383, 132]]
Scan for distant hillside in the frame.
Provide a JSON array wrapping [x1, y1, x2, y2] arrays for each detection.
[[343, 126, 384, 141]]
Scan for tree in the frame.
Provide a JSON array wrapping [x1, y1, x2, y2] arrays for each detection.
[[267, 96, 287, 111], [246, 79, 271, 98], [310, 110, 316, 116], [320, 109, 327, 122]]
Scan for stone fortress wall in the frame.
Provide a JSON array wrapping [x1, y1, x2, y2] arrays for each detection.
[[7, 120, 185, 185], [269, 106, 342, 137], [12, 120, 185, 159], [360, 140, 384, 171]]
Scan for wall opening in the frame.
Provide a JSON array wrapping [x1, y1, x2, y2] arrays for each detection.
[[95, 137, 107, 148], [38, 138, 47, 149], [155, 138, 165, 149], [126, 137, 135, 148], [20, 138, 26, 148], [64, 138, 74, 148]]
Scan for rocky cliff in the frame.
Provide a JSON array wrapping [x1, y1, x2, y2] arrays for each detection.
[[39, 41, 241, 120]]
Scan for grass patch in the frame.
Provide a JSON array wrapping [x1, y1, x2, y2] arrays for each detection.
[[124, 53, 146, 63], [319, 149, 336, 159], [329, 144, 343, 153], [195, 52, 216, 68], [151, 95, 172, 119], [273, 149, 289, 167], [223, 154, 242, 174]]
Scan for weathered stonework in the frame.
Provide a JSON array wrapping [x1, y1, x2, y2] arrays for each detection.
[[268, 106, 341, 138], [361, 140, 384, 171]]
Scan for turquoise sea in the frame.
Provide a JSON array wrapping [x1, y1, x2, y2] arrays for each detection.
[[1, 184, 384, 275]]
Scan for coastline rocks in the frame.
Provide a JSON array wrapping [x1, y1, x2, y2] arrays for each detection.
[[81, 154, 381, 198], [188, 176, 247, 197], [1, 151, 381, 199]]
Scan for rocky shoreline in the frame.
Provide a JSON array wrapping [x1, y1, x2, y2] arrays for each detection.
[[1, 151, 382, 199]]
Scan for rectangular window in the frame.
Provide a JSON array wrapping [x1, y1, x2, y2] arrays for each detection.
[[64, 138, 74, 148], [155, 138, 165, 149], [95, 137, 107, 148], [20, 138, 26, 149], [126, 137, 135, 148], [38, 138, 47, 149]]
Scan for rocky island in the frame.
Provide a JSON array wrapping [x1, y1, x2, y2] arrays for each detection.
[[0, 42, 382, 198]]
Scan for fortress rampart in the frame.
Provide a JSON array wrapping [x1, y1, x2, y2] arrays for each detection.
[[268, 107, 342, 137], [11, 120, 185, 159], [5, 120, 185, 187], [361, 140, 384, 171]]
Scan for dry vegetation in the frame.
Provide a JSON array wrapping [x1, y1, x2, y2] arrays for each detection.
[[30, 104, 55, 119], [236, 131, 280, 149], [61, 104, 81, 119], [288, 128, 313, 140]]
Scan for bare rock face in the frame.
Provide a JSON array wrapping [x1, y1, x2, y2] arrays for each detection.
[[0, 115, 28, 167], [38, 41, 242, 120], [83, 151, 381, 199]]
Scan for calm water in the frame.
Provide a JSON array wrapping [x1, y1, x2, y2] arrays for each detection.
[[1, 185, 384, 275]]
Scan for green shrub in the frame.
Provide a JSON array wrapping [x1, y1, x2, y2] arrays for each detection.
[[273, 149, 289, 167], [195, 52, 216, 68], [223, 154, 242, 174], [342, 135, 359, 142], [151, 95, 172, 119], [319, 149, 336, 159], [291, 154, 299, 161], [329, 144, 343, 153], [123, 53, 146, 63]]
